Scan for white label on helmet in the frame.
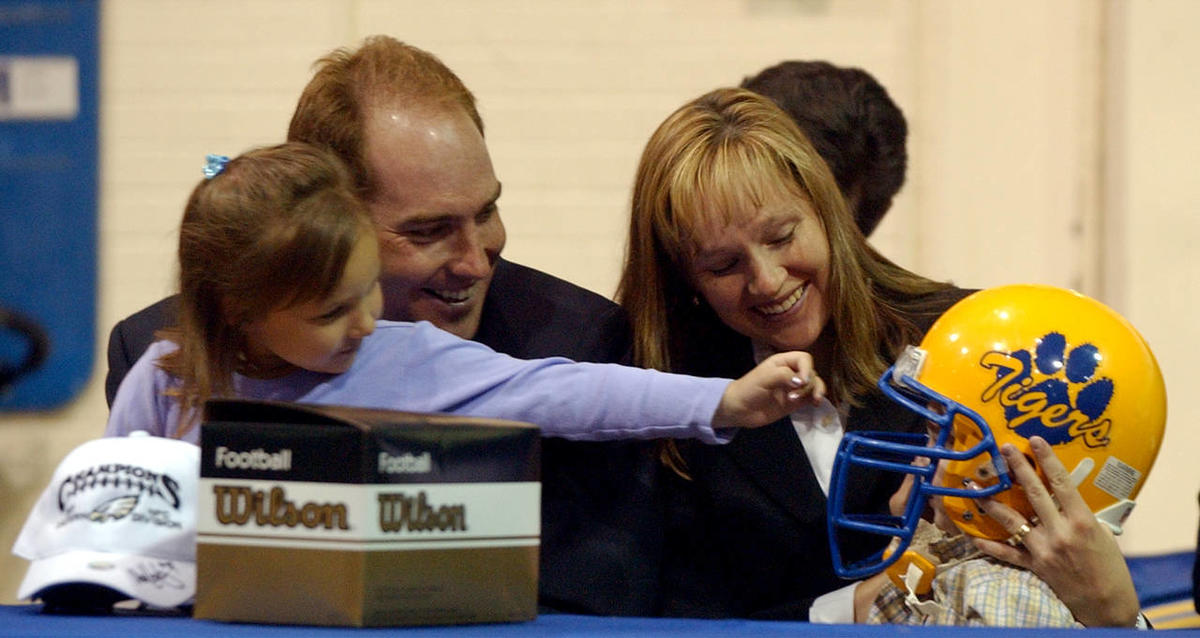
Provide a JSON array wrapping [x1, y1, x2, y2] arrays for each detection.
[[1092, 456, 1142, 501]]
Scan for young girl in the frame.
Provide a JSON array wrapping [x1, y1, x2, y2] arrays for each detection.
[[105, 142, 824, 444]]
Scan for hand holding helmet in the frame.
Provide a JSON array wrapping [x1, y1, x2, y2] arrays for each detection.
[[971, 436, 1141, 627]]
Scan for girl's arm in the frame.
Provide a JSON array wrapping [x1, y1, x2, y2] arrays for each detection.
[[338, 322, 822, 443]]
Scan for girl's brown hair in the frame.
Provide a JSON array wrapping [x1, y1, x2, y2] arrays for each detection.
[[158, 142, 372, 437]]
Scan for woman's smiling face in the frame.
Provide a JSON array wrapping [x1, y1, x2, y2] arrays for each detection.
[[687, 184, 832, 353]]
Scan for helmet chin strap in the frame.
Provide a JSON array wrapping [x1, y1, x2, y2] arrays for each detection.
[[898, 560, 945, 616], [1094, 499, 1136, 535], [884, 521, 982, 617]]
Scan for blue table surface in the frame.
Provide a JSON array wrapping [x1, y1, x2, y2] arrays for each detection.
[[1, 551, 1192, 636], [1126, 550, 1195, 607], [2, 604, 1191, 637]]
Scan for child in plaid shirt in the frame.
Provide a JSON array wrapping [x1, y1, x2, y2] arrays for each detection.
[[863, 437, 1147, 629]]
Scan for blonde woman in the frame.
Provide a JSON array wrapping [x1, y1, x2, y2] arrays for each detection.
[[617, 88, 1142, 628]]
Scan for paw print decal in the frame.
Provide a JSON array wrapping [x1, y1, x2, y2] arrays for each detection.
[[977, 332, 1113, 448]]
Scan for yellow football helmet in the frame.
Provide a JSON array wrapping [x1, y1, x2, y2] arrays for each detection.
[[828, 284, 1167, 579]]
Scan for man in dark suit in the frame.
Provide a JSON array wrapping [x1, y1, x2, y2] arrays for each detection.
[[105, 36, 661, 617]]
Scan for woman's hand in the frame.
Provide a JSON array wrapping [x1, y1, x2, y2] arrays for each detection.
[[712, 351, 826, 429], [971, 436, 1141, 627]]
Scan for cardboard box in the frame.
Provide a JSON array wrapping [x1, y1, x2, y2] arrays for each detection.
[[194, 399, 540, 627]]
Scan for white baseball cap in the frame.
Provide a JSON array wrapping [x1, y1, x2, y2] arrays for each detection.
[[12, 431, 199, 610]]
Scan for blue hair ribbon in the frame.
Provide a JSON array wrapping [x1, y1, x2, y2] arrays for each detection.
[[203, 154, 230, 179]]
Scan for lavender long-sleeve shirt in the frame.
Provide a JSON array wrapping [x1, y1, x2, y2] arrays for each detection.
[[105, 320, 733, 445]]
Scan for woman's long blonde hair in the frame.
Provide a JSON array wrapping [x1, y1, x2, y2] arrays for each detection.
[[617, 87, 950, 423], [158, 142, 372, 438]]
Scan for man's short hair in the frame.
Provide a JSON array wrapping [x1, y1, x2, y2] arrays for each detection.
[[287, 35, 483, 200]]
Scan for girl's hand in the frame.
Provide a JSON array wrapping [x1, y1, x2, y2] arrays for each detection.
[[712, 351, 826, 429], [971, 436, 1141, 627]]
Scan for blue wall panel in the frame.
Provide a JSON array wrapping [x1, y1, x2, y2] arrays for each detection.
[[0, 0, 98, 410]]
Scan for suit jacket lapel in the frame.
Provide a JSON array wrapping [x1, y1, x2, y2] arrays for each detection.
[[725, 418, 827, 524], [723, 392, 924, 525]]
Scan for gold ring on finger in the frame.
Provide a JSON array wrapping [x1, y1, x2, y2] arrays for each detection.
[[1005, 523, 1033, 548]]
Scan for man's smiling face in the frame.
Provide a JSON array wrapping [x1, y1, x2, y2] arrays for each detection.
[[362, 104, 506, 339]]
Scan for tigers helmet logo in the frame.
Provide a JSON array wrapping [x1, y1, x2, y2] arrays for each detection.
[[978, 332, 1114, 449]]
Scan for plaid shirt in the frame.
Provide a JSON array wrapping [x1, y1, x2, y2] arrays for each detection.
[[867, 527, 1081, 627]]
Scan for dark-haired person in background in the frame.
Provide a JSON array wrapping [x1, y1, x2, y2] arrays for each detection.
[[741, 60, 907, 238]]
